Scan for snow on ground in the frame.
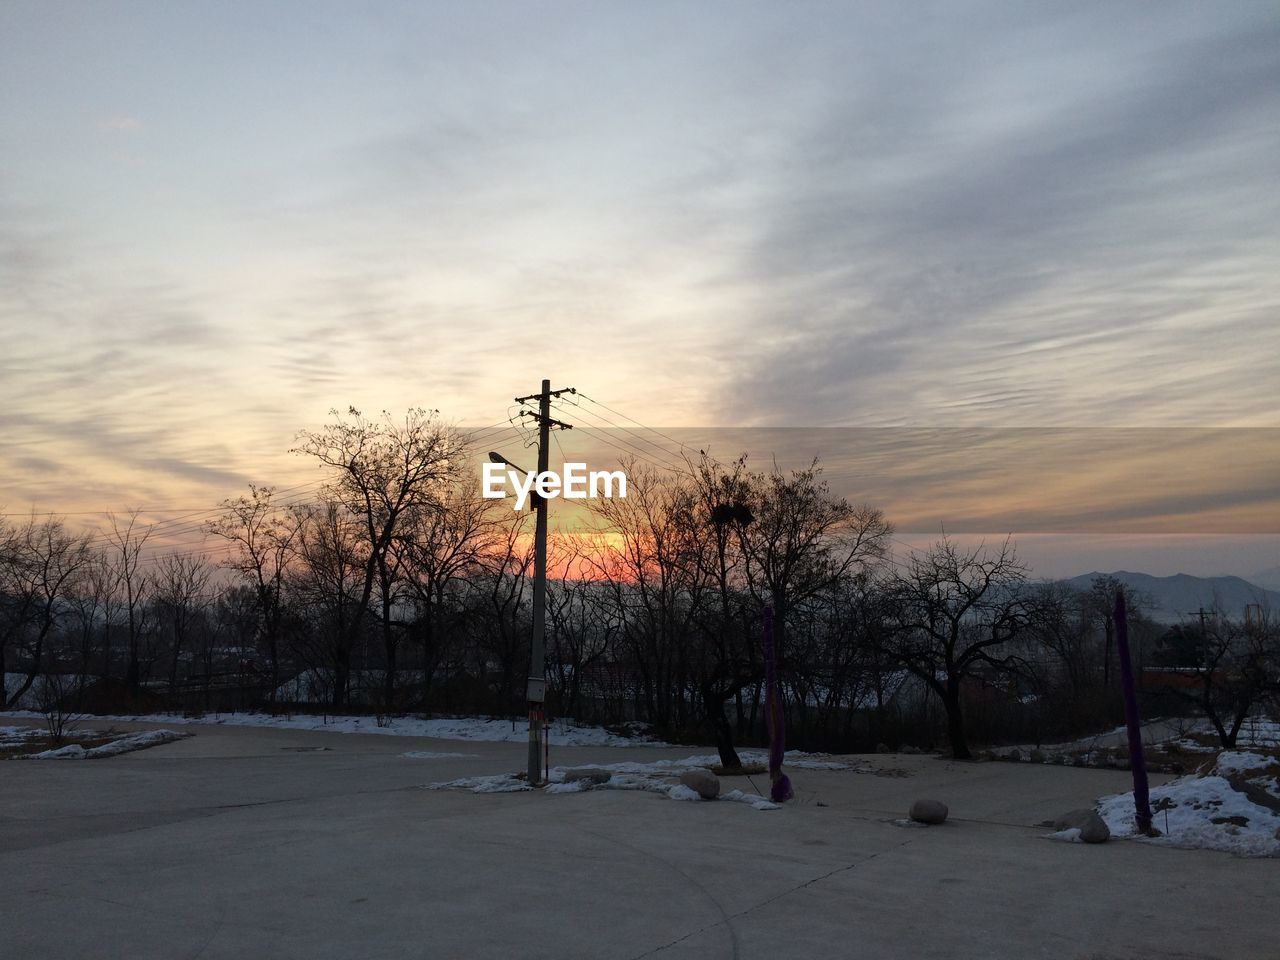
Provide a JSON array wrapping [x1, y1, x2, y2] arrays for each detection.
[[1006, 716, 1280, 767], [429, 772, 781, 810], [401, 751, 478, 759], [429, 774, 532, 794], [1214, 750, 1277, 774], [0, 710, 667, 747], [428, 754, 791, 810], [721, 789, 781, 811], [22, 729, 191, 760], [0, 725, 47, 748], [1097, 750, 1280, 857], [422, 750, 849, 777]]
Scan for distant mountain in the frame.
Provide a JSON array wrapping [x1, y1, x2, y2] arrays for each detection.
[[1061, 571, 1280, 624], [1250, 565, 1280, 592]]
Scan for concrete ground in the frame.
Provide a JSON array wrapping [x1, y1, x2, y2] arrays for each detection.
[[2, 719, 1276, 960]]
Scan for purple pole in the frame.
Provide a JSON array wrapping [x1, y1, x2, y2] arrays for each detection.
[[1114, 591, 1153, 833], [763, 605, 793, 803]]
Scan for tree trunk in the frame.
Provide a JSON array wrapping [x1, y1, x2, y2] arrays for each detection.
[[381, 573, 396, 712], [383, 638, 397, 713], [333, 645, 350, 710], [703, 682, 741, 769], [943, 690, 971, 760]]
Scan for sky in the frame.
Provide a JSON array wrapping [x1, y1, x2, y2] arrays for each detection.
[[1, 1, 1278, 578]]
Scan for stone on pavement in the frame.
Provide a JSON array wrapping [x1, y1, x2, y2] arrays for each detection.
[[1053, 809, 1110, 843], [679, 768, 721, 799], [909, 798, 949, 824]]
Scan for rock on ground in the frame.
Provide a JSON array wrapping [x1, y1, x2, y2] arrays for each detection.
[[909, 799, 949, 825], [560, 768, 611, 785], [679, 768, 721, 800], [1053, 809, 1110, 843]]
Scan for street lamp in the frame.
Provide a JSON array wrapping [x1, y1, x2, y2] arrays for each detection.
[[488, 451, 528, 473]]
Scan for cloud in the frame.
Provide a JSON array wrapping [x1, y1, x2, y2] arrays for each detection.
[[711, 5, 1280, 427], [98, 116, 142, 132]]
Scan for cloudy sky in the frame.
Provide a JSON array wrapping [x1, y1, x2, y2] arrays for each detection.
[[2, 1, 1277, 573]]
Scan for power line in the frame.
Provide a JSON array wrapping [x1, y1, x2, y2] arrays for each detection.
[[557, 393, 689, 468], [576, 391, 699, 460], [556, 403, 686, 472], [564, 423, 686, 476]]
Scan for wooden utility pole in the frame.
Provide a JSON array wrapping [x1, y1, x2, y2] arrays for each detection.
[[512, 379, 574, 784]]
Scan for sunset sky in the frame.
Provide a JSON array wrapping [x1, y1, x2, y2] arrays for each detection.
[[2, 2, 1277, 577]]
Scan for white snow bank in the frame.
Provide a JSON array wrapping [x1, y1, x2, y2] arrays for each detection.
[[721, 789, 781, 811], [428, 774, 532, 793], [29, 743, 90, 759], [1098, 772, 1280, 857], [23, 729, 190, 760], [429, 764, 781, 810], [1213, 751, 1279, 774], [0, 725, 46, 747]]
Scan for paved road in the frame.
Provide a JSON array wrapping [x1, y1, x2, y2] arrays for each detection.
[[2, 720, 1275, 959]]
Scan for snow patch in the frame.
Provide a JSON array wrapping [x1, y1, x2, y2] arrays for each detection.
[[1098, 773, 1280, 857], [543, 781, 588, 795], [23, 729, 190, 759], [1213, 751, 1277, 774], [721, 789, 780, 811], [431, 763, 780, 811], [428, 774, 531, 793]]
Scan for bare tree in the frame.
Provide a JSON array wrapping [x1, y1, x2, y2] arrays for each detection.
[[738, 459, 891, 748], [207, 485, 296, 708], [288, 499, 369, 709], [1, 515, 93, 709], [66, 551, 118, 701], [880, 537, 1034, 760], [589, 461, 707, 731], [153, 553, 213, 696], [395, 475, 501, 710], [1154, 603, 1277, 748], [1088, 575, 1149, 690], [687, 453, 758, 768], [545, 540, 617, 721], [0, 515, 38, 705], [106, 511, 152, 698], [469, 510, 535, 715], [294, 407, 458, 711]]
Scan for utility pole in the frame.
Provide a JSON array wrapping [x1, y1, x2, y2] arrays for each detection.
[[513, 379, 574, 785]]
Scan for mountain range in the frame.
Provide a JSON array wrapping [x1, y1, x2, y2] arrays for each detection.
[[1062, 571, 1280, 624]]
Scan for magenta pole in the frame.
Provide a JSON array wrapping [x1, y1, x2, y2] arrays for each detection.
[[763, 605, 793, 803], [1114, 591, 1152, 833]]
